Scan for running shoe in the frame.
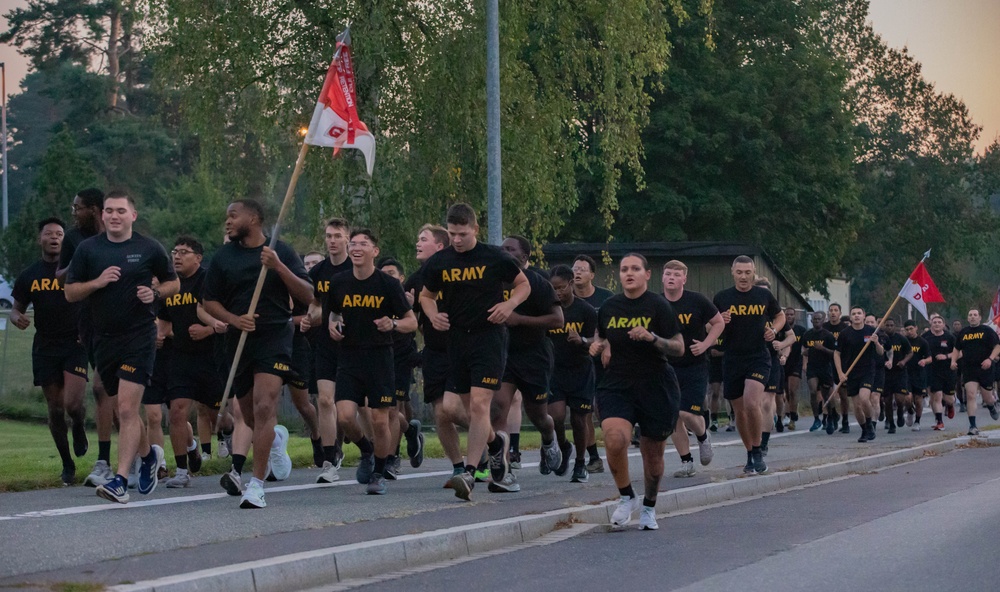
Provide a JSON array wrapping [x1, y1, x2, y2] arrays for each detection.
[[709, 421, 719, 433], [474, 469, 490, 482], [541, 440, 562, 475], [611, 496, 641, 527], [887, 424, 896, 434], [60, 463, 76, 486], [406, 419, 423, 467], [810, 418, 823, 432], [356, 451, 375, 484], [509, 450, 522, 470], [554, 440, 573, 476], [959, 403, 967, 413], [787, 420, 796, 431], [72, 422, 89, 457], [188, 442, 203, 474], [699, 433, 714, 465], [488, 472, 521, 493], [760, 443, 768, 457], [489, 431, 511, 483], [774, 419, 784, 433], [673, 460, 695, 478], [968, 427, 980, 436], [725, 424, 736, 432], [220, 467, 244, 496], [443, 466, 465, 488], [384, 456, 399, 480], [218, 433, 232, 458], [311, 437, 324, 468], [933, 421, 945, 431], [571, 464, 589, 483], [866, 422, 876, 441], [905, 412, 914, 427], [743, 457, 756, 475], [84, 460, 113, 488], [752, 450, 768, 474], [201, 452, 212, 463], [138, 445, 164, 495], [164, 470, 192, 488], [268, 425, 293, 481], [240, 480, 266, 509], [631, 426, 641, 447], [157, 463, 168, 481], [839, 424, 850, 434], [317, 460, 340, 483], [586, 456, 605, 473], [449, 471, 475, 501], [857, 432, 869, 443], [96, 475, 129, 504], [990, 406, 999, 421], [366, 472, 387, 495], [638, 506, 658, 531], [946, 405, 955, 419], [912, 424, 921, 431]]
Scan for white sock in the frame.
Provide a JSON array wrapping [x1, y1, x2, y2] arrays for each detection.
[[187, 439, 198, 452]]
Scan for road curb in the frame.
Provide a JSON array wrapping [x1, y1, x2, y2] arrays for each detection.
[[110, 433, 990, 592]]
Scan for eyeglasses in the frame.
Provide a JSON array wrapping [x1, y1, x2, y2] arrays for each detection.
[[171, 249, 196, 256], [571, 267, 592, 274]]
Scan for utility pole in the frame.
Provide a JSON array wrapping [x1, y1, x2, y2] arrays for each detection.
[[1, 62, 7, 229], [485, 0, 502, 245]]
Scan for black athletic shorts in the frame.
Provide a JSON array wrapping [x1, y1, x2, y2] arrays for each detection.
[[549, 362, 596, 413], [928, 369, 956, 396], [884, 370, 909, 396], [502, 340, 552, 405], [225, 322, 295, 399], [806, 362, 834, 389], [421, 347, 453, 404], [843, 371, 874, 398], [448, 325, 507, 393], [94, 324, 157, 397], [766, 353, 784, 394], [708, 356, 723, 384], [672, 363, 709, 414], [962, 364, 995, 390], [872, 364, 886, 394], [167, 349, 225, 409], [336, 347, 395, 409], [79, 321, 97, 369], [596, 367, 680, 441], [784, 353, 803, 378], [31, 335, 88, 387], [312, 337, 340, 383], [288, 332, 311, 391], [722, 351, 771, 401]]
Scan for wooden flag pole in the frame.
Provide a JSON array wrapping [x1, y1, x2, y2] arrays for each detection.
[[824, 294, 901, 410], [217, 142, 310, 420]]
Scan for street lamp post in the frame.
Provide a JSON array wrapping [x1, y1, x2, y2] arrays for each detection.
[[485, 0, 501, 245], [1, 62, 7, 229]]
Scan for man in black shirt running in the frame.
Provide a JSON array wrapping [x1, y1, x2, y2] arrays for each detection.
[[203, 199, 313, 508], [904, 320, 931, 430], [782, 307, 806, 430], [881, 318, 911, 434], [824, 303, 851, 433], [65, 191, 179, 503], [801, 312, 836, 432], [952, 308, 1000, 435], [833, 306, 884, 442], [12, 218, 89, 485], [924, 314, 957, 430], [420, 203, 530, 500], [572, 254, 613, 470]]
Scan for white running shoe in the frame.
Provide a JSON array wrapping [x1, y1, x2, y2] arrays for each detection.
[[611, 495, 641, 527], [240, 480, 266, 509], [905, 412, 914, 427], [316, 460, 340, 483], [268, 425, 293, 481], [218, 436, 231, 459], [84, 460, 114, 487], [164, 469, 192, 488], [698, 432, 714, 466], [673, 460, 695, 478], [638, 506, 659, 530]]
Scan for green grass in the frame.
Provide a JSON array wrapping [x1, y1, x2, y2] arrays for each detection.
[[0, 418, 594, 492]]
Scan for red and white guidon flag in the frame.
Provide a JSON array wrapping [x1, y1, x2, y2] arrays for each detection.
[[304, 29, 375, 176], [989, 286, 1000, 328], [898, 261, 944, 320]]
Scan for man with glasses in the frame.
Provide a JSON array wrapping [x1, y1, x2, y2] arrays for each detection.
[[572, 255, 614, 469]]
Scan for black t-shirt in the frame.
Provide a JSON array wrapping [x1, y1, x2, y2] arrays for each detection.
[[955, 325, 1000, 368], [712, 286, 782, 356], [202, 238, 309, 328], [421, 242, 522, 331], [66, 233, 176, 335], [886, 333, 912, 373], [58, 227, 97, 271], [906, 335, 930, 375], [923, 330, 956, 374], [787, 324, 806, 361], [580, 286, 615, 311], [404, 263, 447, 352], [505, 267, 559, 349], [328, 269, 411, 349], [12, 259, 81, 340], [598, 291, 680, 376], [836, 325, 877, 374], [664, 290, 718, 367], [802, 328, 836, 369], [308, 257, 353, 341], [158, 267, 214, 355], [823, 320, 850, 344], [549, 297, 597, 370]]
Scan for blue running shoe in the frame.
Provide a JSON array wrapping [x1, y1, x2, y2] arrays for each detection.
[[138, 444, 164, 495], [96, 475, 130, 504]]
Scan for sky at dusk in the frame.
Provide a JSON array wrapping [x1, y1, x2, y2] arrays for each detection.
[[2, 0, 999, 151]]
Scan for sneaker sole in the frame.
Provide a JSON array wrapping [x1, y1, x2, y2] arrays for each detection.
[[571, 476, 589, 483], [96, 488, 129, 504], [487, 482, 521, 493], [239, 499, 265, 509], [449, 475, 472, 501], [317, 474, 341, 484], [220, 473, 243, 496], [639, 523, 659, 531]]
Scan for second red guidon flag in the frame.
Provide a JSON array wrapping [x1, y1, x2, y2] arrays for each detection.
[[898, 260, 944, 320]]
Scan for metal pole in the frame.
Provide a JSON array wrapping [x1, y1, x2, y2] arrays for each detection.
[[2, 62, 8, 229], [485, 0, 502, 245]]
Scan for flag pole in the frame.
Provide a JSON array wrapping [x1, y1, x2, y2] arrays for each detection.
[[825, 250, 932, 409], [216, 34, 352, 420]]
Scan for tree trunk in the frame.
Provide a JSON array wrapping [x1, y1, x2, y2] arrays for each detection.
[[107, 3, 121, 110]]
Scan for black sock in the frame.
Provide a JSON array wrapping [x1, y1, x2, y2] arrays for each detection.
[[175, 454, 187, 470], [465, 464, 477, 475], [587, 444, 599, 460], [747, 450, 753, 462], [487, 435, 504, 455], [356, 437, 375, 455], [642, 497, 656, 508], [989, 404, 997, 412], [509, 432, 520, 452], [452, 462, 464, 471], [935, 412, 943, 423], [970, 416, 977, 428], [711, 413, 718, 422], [98, 440, 111, 464], [791, 412, 799, 421], [232, 454, 246, 474], [374, 456, 386, 475], [575, 457, 586, 467], [323, 446, 338, 463], [201, 442, 211, 454], [680, 453, 693, 463], [842, 415, 848, 426], [696, 432, 708, 443], [619, 485, 636, 499], [761, 432, 770, 447], [751, 445, 761, 456]]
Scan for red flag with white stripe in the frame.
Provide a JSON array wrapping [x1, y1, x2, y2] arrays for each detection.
[[897, 261, 944, 320]]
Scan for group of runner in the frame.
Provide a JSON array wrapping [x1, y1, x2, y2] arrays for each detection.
[[12, 189, 999, 530]]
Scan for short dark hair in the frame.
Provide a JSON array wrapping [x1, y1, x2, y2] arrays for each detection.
[[506, 235, 531, 257], [903, 320, 917, 328], [850, 306, 864, 314], [420, 223, 449, 247], [174, 235, 204, 255], [550, 264, 574, 283], [622, 252, 649, 271], [574, 255, 597, 274], [446, 203, 477, 227], [829, 302, 842, 311], [350, 228, 378, 245], [233, 199, 265, 225], [104, 190, 136, 208], [326, 217, 350, 231], [76, 188, 104, 209], [377, 257, 404, 275], [38, 217, 65, 232], [732, 255, 754, 266]]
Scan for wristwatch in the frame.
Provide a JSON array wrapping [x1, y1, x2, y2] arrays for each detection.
[[152, 288, 161, 301], [391, 319, 398, 330]]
